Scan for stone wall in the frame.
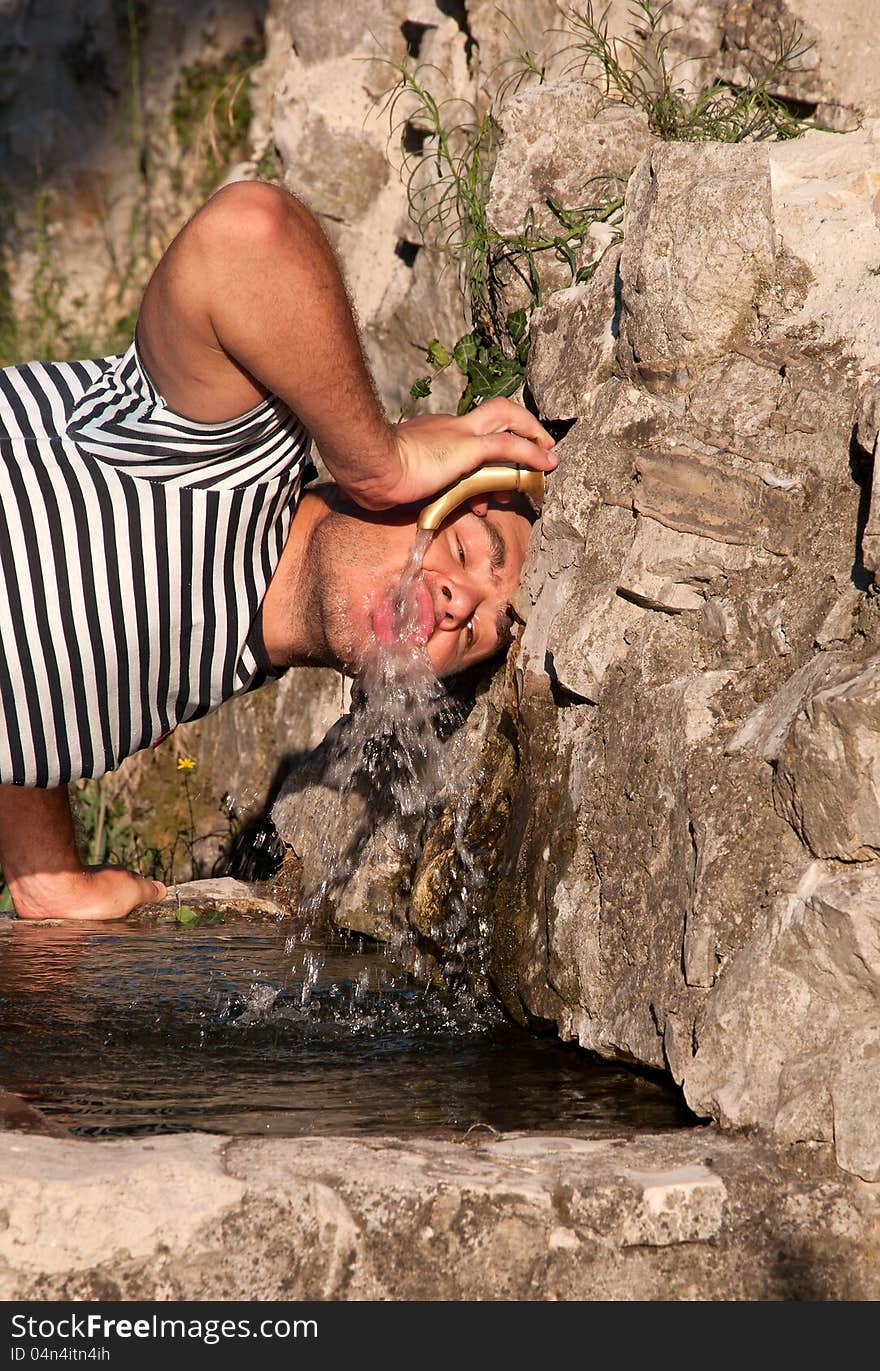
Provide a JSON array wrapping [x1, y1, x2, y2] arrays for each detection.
[[485, 119, 880, 1184], [0, 0, 269, 359]]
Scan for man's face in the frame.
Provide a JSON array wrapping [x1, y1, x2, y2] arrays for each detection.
[[304, 491, 533, 677]]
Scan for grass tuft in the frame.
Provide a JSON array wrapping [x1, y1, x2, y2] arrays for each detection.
[[384, 0, 817, 414]]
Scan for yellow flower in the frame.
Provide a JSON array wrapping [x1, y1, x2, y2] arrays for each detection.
[[176, 756, 196, 771]]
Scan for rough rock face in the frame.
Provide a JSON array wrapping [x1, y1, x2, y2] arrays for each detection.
[[480, 122, 880, 1182]]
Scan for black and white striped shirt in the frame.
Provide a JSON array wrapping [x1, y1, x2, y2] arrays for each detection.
[[0, 339, 311, 786]]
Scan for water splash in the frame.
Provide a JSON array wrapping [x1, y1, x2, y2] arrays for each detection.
[[281, 528, 462, 935], [275, 525, 495, 1015]]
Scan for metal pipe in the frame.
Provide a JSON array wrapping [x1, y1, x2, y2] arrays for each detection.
[[416, 464, 546, 532]]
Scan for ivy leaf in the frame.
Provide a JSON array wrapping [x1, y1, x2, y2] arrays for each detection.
[[426, 339, 452, 369], [410, 376, 432, 400], [480, 369, 524, 401], [506, 308, 527, 345], [468, 356, 494, 396], [453, 333, 478, 372]]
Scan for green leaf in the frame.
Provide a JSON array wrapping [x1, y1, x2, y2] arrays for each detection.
[[410, 376, 432, 400], [506, 308, 527, 345], [481, 369, 524, 401], [453, 333, 478, 372], [426, 339, 452, 369], [176, 904, 200, 925], [468, 356, 494, 396]]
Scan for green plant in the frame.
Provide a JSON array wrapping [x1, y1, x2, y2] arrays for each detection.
[[384, 1, 815, 415], [0, 175, 149, 368], [72, 777, 139, 868], [1, 16, 267, 372], [381, 59, 624, 414], [171, 35, 264, 197], [559, 0, 814, 142]]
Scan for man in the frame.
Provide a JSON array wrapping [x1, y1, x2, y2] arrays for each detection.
[[0, 181, 556, 922]]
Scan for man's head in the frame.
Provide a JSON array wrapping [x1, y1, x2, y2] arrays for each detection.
[[267, 485, 536, 679]]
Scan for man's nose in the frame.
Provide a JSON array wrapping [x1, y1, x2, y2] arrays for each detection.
[[437, 575, 478, 628]]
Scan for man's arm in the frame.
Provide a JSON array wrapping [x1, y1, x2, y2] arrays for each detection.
[[136, 181, 557, 510], [0, 785, 165, 920]]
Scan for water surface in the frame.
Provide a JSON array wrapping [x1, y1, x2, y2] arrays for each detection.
[[0, 920, 695, 1139]]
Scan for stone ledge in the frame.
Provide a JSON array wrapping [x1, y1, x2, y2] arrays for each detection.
[[1, 1129, 877, 1300]]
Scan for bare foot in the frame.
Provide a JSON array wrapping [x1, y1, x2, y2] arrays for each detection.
[[11, 866, 167, 922]]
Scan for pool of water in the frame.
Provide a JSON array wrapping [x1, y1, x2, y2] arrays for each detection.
[[0, 919, 695, 1139]]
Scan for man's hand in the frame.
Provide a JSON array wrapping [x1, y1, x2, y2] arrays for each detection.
[[361, 397, 557, 510], [0, 785, 166, 922]]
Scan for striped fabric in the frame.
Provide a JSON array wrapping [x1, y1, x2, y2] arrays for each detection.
[[0, 339, 311, 786]]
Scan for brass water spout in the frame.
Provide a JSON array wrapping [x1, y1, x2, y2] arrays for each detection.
[[417, 464, 546, 532]]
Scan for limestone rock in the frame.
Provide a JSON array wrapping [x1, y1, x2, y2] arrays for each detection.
[[129, 877, 290, 925], [4, 1129, 880, 1299], [487, 91, 652, 237], [684, 862, 880, 1181], [767, 126, 880, 371], [272, 0, 405, 65], [428, 99, 880, 1182], [105, 665, 344, 884], [721, 0, 880, 124], [544, 576, 643, 704], [726, 651, 851, 761], [773, 654, 880, 860], [619, 142, 775, 390], [281, 111, 390, 221], [527, 246, 622, 420], [631, 446, 799, 555], [617, 521, 756, 615]]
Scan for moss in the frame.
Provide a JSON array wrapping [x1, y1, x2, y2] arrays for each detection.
[[172, 34, 265, 196]]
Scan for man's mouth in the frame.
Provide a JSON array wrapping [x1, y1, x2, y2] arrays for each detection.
[[372, 579, 436, 648]]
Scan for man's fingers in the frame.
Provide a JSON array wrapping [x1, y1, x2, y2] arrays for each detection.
[[469, 396, 555, 449], [476, 429, 558, 470]]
